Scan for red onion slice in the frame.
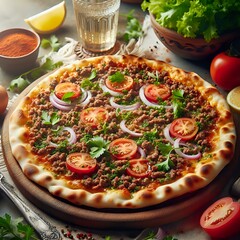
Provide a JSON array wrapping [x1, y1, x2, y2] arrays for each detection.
[[120, 120, 143, 137], [78, 88, 88, 103], [52, 93, 72, 106], [110, 97, 140, 111], [49, 141, 58, 148], [99, 79, 123, 97], [49, 94, 73, 111], [138, 146, 146, 158], [139, 85, 173, 109], [163, 124, 175, 144], [49, 127, 77, 147], [174, 138, 201, 160], [80, 91, 92, 106], [63, 127, 77, 145]]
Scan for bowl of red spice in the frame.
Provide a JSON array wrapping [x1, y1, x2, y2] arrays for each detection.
[[0, 28, 40, 74]]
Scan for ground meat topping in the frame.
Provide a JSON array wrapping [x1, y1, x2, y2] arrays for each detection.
[[25, 60, 220, 194]]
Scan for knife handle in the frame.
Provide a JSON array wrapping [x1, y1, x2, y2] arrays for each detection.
[[0, 174, 62, 240], [230, 177, 240, 199]]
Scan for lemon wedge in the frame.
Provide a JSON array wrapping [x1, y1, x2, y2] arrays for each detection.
[[25, 1, 66, 34], [227, 86, 240, 113]]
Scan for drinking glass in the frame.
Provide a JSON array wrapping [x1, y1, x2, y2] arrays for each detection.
[[72, 0, 120, 55]]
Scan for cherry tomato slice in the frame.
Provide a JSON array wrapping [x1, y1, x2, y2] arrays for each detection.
[[144, 84, 171, 103], [126, 159, 150, 178], [55, 82, 81, 100], [169, 118, 198, 141], [200, 197, 240, 239], [109, 138, 138, 160], [66, 153, 97, 175], [80, 107, 108, 127], [105, 75, 134, 93]]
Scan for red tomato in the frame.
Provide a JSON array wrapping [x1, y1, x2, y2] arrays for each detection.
[[105, 75, 134, 93], [55, 82, 81, 100], [66, 153, 97, 175], [210, 52, 240, 91], [126, 159, 150, 178], [109, 138, 138, 160], [80, 107, 108, 127], [169, 118, 198, 141], [200, 197, 240, 239], [144, 84, 171, 102]]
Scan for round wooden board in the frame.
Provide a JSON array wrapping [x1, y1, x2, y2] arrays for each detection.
[[1, 75, 239, 229]]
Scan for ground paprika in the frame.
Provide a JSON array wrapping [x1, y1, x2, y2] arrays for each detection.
[[0, 32, 38, 57]]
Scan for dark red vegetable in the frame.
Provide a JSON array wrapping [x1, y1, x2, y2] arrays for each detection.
[[200, 197, 240, 239], [210, 40, 240, 91]]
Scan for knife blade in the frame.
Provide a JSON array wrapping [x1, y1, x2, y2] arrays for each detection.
[[0, 172, 62, 240]]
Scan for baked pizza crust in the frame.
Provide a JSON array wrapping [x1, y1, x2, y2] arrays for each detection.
[[9, 55, 236, 209]]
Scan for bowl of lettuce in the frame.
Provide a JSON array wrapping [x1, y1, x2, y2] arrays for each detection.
[[142, 0, 240, 60]]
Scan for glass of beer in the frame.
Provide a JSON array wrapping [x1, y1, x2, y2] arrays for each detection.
[[72, 0, 120, 54]]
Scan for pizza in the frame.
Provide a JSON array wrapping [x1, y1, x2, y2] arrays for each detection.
[[9, 55, 236, 209]]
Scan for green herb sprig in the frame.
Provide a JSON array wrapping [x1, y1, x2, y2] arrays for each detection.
[[81, 69, 98, 89], [123, 10, 143, 43], [41, 111, 60, 125], [108, 71, 125, 83], [9, 58, 63, 93], [155, 142, 175, 172], [0, 214, 38, 240], [172, 89, 185, 119], [85, 136, 109, 158], [41, 35, 61, 52], [9, 36, 63, 93]]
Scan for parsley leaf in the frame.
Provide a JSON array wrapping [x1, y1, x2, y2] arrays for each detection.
[[137, 129, 158, 145], [172, 89, 185, 118], [41, 111, 60, 125], [88, 69, 97, 80], [123, 10, 143, 43], [163, 236, 178, 240], [108, 71, 125, 83], [9, 58, 63, 93], [86, 136, 109, 158], [81, 69, 98, 89], [0, 213, 37, 240], [41, 35, 61, 52], [155, 142, 175, 172], [62, 92, 74, 103], [148, 71, 162, 84]]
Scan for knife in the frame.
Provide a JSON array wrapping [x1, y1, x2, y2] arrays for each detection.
[[230, 176, 240, 200], [0, 172, 62, 240]]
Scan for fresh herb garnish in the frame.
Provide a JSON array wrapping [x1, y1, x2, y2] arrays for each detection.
[[62, 92, 74, 103], [137, 129, 158, 145], [163, 236, 178, 240], [155, 142, 175, 172], [41, 35, 61, 52], [86, 136, 109, 158], [123, 10, 143, 43], [148, 71, 162, 84], [41, 111, 60, 125], [0, 213, 38, 240], [108, 71, 125, 83], [119, 111, 134, 121], [9, 58, 63, 93], [81, 69, 98, 89], [33, 139, 48, 150], [172, 89, 185, 118]]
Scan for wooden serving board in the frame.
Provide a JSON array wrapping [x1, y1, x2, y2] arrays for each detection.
[[1, 76, 240, 229]]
